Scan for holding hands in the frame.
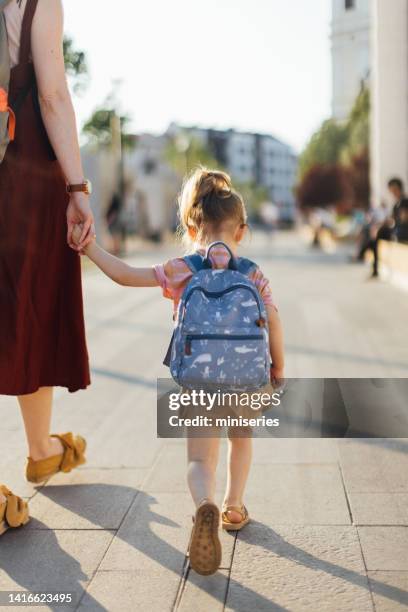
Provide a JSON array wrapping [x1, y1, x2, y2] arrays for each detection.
[[67, 192, 95, 252]]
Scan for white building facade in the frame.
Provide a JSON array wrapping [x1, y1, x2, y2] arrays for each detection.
[[371, 0, 408, 206], [169, 125, 298, 223], [331, 0, 371, 121]]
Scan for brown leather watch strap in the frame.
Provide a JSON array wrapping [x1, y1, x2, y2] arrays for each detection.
[[66, 181, 91, 195]]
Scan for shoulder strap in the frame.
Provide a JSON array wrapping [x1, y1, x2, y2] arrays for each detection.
[[236, 257, 258, 276], [183, 253, 204, 274], [19, 0, 38, 65]]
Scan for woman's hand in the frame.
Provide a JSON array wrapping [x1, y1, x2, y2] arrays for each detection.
[[67, 192, 95, 251]]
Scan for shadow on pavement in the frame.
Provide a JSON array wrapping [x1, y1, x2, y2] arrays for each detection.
[[0, 520, 104, 612], [3, 485, 407, 610], [11, 484, 282, 610], [238, 521, 408, 608]]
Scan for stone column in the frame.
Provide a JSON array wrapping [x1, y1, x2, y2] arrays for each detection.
[[371, 0, 408, 206]]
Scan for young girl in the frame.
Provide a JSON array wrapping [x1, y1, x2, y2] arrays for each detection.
[[73, 168, 284, 576]]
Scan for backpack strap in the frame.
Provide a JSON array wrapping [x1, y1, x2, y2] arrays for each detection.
[[237, 257, 258, 277], [183, 253, 205, 274], [19, 0, 38, 65]]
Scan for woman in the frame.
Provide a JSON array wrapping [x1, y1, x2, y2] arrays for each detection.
[[0, 0, 93, 534]]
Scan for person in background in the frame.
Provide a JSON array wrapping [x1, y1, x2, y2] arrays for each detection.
[[388, 178, 408, 244]]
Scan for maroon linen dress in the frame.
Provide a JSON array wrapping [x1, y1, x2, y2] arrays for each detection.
[[0, 0, 90, 394]]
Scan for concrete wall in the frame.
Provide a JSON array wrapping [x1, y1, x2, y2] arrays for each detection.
[[371, 0, 408, 206]]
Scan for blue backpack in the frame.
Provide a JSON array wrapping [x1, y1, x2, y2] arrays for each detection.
[[165, 241, 270, 391]]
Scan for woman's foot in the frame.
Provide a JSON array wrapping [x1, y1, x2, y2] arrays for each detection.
[[0, 486, 30, 535], [222, 503, 250, 531], [29, 436, 64, 462], [189, 499, 222, 576], [26, 432, 87, 484]]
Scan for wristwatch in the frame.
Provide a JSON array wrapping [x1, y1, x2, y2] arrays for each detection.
[[66, 180, 93, 195]]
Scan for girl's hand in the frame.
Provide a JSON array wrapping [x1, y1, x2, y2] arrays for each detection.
[[270, 366, 285, 387], [67, 192, 95, 251], [72, 224, 81, 246]]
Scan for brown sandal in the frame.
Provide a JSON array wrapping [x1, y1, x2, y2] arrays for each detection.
[[26, 432, 87, 484], [189, 499, 221, 576], [0, 485, 30, 535], [222, 504, 250, 531]]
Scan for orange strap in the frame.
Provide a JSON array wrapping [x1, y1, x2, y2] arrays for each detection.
[[0, 88, 16, 141]]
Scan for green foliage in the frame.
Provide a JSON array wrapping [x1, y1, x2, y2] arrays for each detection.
[[297, 87, 371, 210], [82, 109, 134, 148], [299, 119, 349, 179], [63, 37, 88, 94], [342, 87, 370, 164], [299, 87, 370, 179]]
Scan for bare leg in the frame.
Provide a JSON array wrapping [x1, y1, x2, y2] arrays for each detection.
[[223, 428, 252, 522], [18, 388, 63, 461], [187, 434, 221, 507]]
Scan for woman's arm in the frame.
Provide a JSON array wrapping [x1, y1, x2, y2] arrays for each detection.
[[266, 305, 285, 379], [84, 241, 159, 288], [31, 0, 94, 250]]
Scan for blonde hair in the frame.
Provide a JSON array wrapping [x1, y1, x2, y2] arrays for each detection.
[[178, 167, 247, 250]]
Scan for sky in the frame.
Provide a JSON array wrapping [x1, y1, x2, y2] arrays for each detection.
[[63, 0, 332, 153]]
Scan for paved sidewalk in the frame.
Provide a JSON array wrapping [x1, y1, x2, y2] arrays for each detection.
[[1, 232, 407, 611]]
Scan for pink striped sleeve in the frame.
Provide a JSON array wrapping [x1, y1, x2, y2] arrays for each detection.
[[249, 267, 278, 311], [153, 258, 193, 302]]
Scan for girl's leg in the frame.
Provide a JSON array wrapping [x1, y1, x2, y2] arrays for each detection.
[[223, 428, 252, 522], [187, 435, 221, 507], [18, 388, 63, 461]]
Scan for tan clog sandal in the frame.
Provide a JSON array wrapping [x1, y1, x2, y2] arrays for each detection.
[[189, 499, 222, 576], [222, 504, 250, 531], [26, 432, 87, 484], [0, 485, 30, 535]]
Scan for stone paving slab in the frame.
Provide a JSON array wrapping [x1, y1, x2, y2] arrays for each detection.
[[78, 569, 181, 612], [349, 493, 408, 526], [99, 492, 235, 574], [358, 527, 408, 571], [0, 529, 114, 609], [338, 439, 408, 493], [26, 469, 146, 530], [367, 572, 408, 611], [225, 523, 373, 612], [178, 569, 230, 612], [244, 463, 350, 525], [252, 438, 340, 464]]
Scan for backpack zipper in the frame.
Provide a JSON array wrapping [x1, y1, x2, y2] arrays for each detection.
[[183, 284, 263, 320], [185, 333, 263, 356]]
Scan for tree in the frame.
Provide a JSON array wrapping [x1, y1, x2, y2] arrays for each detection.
[[63, 36, 88, 94], [297, 164, 352, 210], [298, 119, 349, 180], [344, 87, 370, 162], [349, 149, 370, 210], [297, 87, 371, 211]]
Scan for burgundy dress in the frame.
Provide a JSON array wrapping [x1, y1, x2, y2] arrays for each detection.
[[0, 0, 90, 395]]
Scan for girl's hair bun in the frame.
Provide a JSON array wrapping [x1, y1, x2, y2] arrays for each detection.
[[195, 169, 232, 203], [178, 166, 247, 249]]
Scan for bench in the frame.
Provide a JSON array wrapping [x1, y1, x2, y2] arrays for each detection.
[[378, 240, 408, 291]]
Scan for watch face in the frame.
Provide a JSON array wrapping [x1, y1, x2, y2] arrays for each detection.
[[85, 180, 93, 195]]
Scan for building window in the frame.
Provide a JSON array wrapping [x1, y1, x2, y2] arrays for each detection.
[[345, 0, 355, 10]]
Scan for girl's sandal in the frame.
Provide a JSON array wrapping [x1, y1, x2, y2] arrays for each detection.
[[222, 504, 250, 531], [0, 485, 30, 536], [189, 499, 222, 576], [25, 432, 87, 484]]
